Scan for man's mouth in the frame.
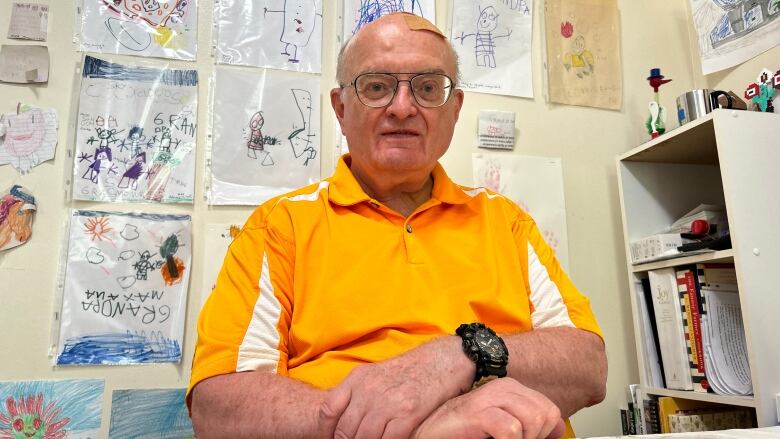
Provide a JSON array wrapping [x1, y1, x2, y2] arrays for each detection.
[[382, 129, 420, 137]]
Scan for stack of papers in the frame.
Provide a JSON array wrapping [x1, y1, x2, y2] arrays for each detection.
[[701, 287, 752, 396]]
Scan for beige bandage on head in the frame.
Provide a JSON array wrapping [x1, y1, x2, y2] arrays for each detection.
[[399, 12, 445, 38]]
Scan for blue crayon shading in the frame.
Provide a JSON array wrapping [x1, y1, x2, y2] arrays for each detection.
[[57, 332, 181, 365], [82, 55, 198, 86], [109, 389, 194, 439]]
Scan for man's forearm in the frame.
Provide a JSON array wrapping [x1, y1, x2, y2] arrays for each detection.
[[503, 326, 607, 417], [190, 372, 333, 439]]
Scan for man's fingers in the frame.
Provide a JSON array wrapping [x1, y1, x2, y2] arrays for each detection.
[[477, 406, 523, 439], [333, 399, 363, 439], [352, 415, 386, 439], [320, 386, 352, 434], [548, 419, 567, 439], [381, 416, 420, 439]]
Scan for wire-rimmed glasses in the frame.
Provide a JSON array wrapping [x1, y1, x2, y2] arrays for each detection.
[[343, 73, 455, 108]]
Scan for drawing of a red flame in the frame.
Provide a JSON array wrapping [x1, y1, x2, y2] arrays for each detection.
[[561, 21, 573, 38]]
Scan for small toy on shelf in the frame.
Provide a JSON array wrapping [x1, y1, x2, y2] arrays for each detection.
[[646, 68, 672, 139], [744, 68, 780, 113]]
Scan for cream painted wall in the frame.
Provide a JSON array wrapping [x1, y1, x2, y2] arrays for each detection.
[[0, 1, 775, 437]]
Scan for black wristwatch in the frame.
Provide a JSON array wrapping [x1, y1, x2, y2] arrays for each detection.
[[456, 323, 509, 387]]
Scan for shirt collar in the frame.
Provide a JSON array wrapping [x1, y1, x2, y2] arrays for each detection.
[[328, 154, 474, 206]]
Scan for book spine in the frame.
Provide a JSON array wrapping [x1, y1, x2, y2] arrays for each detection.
[[649, 268, 693, 390], [676, 269, 697, 389], [685, 268, 709, 392]]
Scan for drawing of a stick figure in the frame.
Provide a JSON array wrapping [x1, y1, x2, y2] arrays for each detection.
[[455, 6, 512, 68], [247, 111, 275, 166], [82, 128, 118, 183], [288, 89, 317, 166], [264, 0, 321, 64]]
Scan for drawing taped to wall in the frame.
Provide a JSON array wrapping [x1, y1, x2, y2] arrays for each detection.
[[544, 0, 622, 110], [216, 0, 323, 73], [472, 153, 571, 271], [72, 56, 197, 204], [200, 224, 240, 308], [689, 0, 780, 74], [75, 0, 197, 60], [451, 2, 533, 97], [54, 210, 191, 365], [0, 105, 57, 174], [109, 389, 194, 438], [0, 379, 104, 439], [209, 67, 321, 205], [0, 185, 36, 252], [342, 0, 435, 41]]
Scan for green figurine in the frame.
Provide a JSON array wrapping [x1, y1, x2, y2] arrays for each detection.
[[646, 68, 672, 139]]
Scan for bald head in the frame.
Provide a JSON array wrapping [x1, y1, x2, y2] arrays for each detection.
[[336, 13, 460, 86]]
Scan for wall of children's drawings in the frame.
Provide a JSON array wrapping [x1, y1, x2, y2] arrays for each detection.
[[0, 0, 778, 437]]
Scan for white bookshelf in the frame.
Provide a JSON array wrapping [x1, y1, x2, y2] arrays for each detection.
[[616, 110, 780, 426]]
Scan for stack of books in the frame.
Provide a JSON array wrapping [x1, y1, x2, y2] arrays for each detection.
[[636, 263, 751, 397]]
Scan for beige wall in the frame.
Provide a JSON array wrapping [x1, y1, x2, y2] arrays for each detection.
[[0, 0, 775, 436]]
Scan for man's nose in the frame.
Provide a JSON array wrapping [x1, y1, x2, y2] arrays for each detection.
[[385, 82, 419, 119]]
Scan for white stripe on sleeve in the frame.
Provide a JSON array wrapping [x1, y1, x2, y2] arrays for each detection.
[[527, 242, 575, 329], [237, 253, 283, 372]]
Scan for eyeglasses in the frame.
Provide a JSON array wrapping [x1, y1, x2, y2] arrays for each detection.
[[343, 73, 455, 108]]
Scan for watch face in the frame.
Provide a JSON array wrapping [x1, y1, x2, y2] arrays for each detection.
[[475, 329, 506, 358]]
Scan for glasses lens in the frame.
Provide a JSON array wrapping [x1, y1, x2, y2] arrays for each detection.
[[411, 74, 451, 107], [355, 74, 396, 107]]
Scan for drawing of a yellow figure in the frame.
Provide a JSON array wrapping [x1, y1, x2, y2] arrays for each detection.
[[563, 35, 594, 78], [264, 0, 321, 64], [560, 21, 594, 79]]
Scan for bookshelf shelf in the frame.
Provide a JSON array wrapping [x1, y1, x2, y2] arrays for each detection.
[[616, 110, 780, 428], [630, 250, 734, 273], [643, 387, 756, 408]]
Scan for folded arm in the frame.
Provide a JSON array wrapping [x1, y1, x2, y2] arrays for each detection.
[[190, 371, 349, 439]]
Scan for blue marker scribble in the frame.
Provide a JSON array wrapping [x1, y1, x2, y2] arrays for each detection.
[[57, 331, 181, 365], [353, 0, 424, 34], [83, 55, 198, 86], [709, 13, 733, 45], [109, 389, 194, 439]]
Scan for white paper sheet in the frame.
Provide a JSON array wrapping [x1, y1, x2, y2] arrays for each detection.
[[55, 210, 191, 365], [690, 0, 780, 75], [0, 105, 57, 173], [209, 67, 321, 205], [200, 223, 241, 307], [472, 153, 570, 270], [0, 44, 49, 83], [75, 0, 197, 61], [701, 288, 753, 396], [72, 56, 198, 203], [7, 2, 49, 41], [216, 0, 323, 73], [478, 109, 515, 149], [451, 1, 534, 97], [342, 0, 436, 41]]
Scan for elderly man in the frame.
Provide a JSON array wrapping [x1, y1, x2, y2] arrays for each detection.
[[189, 12, 606, 439]]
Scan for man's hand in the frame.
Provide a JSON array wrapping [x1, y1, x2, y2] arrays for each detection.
[[322, 337, 473, 439], [413, 378, 566, 439]]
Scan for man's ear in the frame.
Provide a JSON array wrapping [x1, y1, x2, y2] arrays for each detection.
[[330, 88, 346, 129]]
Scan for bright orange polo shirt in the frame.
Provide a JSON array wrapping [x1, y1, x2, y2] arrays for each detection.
[[189, 156, 602, 429]]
